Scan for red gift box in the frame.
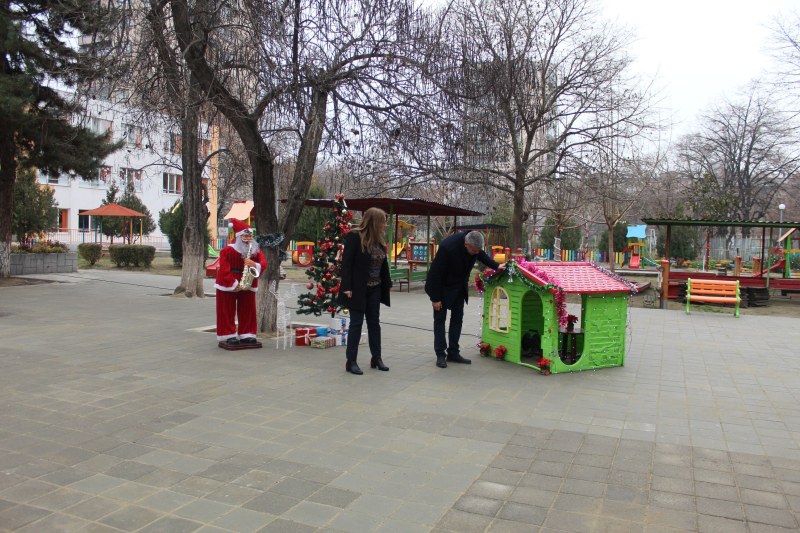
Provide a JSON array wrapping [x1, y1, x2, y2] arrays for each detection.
[[295, 328, 318, 346]]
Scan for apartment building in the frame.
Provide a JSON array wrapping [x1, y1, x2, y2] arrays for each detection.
[[39, 97, 219, 249]]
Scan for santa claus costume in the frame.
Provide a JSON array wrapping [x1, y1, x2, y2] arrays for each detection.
[[215, 219, 267, 346]]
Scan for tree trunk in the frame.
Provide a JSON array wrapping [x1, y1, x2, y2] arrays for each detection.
[[511, 172, 526, 250], [0, 133, 17, 278], [175, 75, 206, 298], [607, 222, 616, 272], [256, 88, 328, 334]]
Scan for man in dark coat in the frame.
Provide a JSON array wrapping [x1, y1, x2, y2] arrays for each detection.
[[425, 231, 503, 368]]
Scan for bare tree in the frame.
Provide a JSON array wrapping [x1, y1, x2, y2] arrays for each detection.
[[676, 86, 800, 235], [376, 0, 652, 249], [170, 0, 428, 329], [769, 9, 800, 102]]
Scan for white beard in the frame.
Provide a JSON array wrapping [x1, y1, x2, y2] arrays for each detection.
[[232, 236, 253, 258]]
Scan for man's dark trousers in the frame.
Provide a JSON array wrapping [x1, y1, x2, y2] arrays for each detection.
[[433, 299, 465, 358]]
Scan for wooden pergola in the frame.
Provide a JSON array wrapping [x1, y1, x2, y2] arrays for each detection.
[[81, 203, 147, 244]]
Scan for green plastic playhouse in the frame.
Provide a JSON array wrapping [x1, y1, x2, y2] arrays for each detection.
[[479, 261, 636, 374]]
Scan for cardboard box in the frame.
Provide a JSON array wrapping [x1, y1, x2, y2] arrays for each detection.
[[310, 336, 336, 349], [295, 328, 317, 346]]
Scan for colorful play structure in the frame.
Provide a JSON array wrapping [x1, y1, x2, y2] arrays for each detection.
[[642, 217, 800, 307], [619, 224, 659, 269], [478, 261, 636, 374]]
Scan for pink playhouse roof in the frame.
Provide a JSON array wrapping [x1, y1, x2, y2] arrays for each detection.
[[517, 262, 634, 294]]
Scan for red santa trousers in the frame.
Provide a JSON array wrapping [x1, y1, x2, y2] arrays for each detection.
[[216, 289, 258, 340]]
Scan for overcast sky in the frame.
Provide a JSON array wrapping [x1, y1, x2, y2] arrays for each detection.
[[600, 0, 795, 137]]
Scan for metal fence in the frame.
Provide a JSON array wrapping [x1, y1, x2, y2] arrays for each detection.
[[43, 229, 166, 250]]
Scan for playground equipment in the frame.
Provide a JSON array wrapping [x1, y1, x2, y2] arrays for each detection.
[[491, 245, 506, 263], [622, 225, 652, 269], [293, 241, 315, 267], [389, 219, 415, 261]]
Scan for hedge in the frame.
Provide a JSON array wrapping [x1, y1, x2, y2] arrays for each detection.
[[108, 245, 156, 267], [77, 243, 103, 265]]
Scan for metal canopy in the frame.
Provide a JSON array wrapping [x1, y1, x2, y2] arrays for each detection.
[[452, 223, 508, 231], [303, 198, 483, 217], [642, 218, 800, 230]]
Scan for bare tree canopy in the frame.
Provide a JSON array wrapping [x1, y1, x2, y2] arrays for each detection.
[[676, 86, 800, 227], [369, 0, 653, 248], [169, 0, 430, 330]]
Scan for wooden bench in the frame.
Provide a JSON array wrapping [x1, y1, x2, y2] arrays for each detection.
[[390, 267, 428, 292], [685, 278, 740, 317]]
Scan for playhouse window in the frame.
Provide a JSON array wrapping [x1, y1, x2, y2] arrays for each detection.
[[489, 287, 510, 332]]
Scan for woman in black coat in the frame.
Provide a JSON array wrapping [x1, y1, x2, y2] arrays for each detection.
[[337, 207, 392, 375]]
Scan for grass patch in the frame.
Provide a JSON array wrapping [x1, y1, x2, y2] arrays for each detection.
[[79, 255, 182, 276]]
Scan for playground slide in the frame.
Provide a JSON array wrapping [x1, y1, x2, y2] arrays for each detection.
[[207, 245, 219, 258], [629, 255, 640, 269], [641, 256, 659, 267], [757, 258, 786, 276], [205, 257, 220, 278], [390, 242, 404, 260]]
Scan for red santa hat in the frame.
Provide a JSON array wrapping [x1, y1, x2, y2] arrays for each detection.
[[228, 218, 252, 238]]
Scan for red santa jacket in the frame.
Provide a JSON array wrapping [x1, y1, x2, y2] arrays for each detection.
[[214, 244, 267, 292]]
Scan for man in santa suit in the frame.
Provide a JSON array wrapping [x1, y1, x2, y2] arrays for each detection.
[[215, 219, 267, 347]]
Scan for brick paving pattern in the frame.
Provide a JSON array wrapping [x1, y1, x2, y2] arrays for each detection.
[[0, 270, 799, 532]]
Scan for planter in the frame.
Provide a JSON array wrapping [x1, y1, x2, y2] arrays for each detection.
[[10, 252, 78, 275]]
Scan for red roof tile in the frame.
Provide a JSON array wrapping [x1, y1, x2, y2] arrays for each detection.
[[517, 262, 633, 294]]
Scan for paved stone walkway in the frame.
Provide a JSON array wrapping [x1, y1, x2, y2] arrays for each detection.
[[1, 270, 800, 532]]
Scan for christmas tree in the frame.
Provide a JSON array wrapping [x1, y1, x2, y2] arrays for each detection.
[[297, 193, 353, 316]]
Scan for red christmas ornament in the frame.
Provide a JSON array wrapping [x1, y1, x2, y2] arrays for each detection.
[[306, 282, 314, 289]]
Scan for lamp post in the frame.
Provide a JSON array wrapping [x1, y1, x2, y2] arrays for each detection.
[[779, 203, 786, 223]]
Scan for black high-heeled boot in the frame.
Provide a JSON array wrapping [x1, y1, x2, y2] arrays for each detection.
[[346, 361, 363, 375], [370, 358, 389, 371]]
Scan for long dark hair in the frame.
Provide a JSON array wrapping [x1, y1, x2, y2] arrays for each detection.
[[354, 207, 387, 253]]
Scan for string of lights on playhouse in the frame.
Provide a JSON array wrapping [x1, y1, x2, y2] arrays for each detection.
[[475, 259, 634, 375]]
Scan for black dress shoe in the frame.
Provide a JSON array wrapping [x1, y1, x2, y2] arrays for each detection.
[[240, 337, 257, 344], [225, 338, 241, 346], [447, 354, 472, 364], [371, 358, 389, 371], [436, 355, 447, 368], [346, 361, 363, 375]]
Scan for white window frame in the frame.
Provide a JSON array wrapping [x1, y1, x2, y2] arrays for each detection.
[[489, 287, 511, 333], [162, 172, 182, 195]]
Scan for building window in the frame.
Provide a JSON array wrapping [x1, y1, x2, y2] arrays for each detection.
[[163, 173, 182, 194], [57, 209, 68, 231], [119, 167, 142, 192], [489, 287, 510, 333], [99, 165, 112, 183], [122, 123, 143, 148], [164, 133, 182, 155], [199, 139, 212, 158], [89, 117, 113, 140], [78, 210, 90, 231]]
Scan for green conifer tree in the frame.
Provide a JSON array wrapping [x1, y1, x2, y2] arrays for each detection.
[[297, 194, 353, 317]]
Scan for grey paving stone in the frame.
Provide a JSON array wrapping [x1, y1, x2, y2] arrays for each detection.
[[306, 485, 360, 508], [739, 488, 789, 509], [696, 513, 748, 533], [454, 494, 503, 517], [257, 518, 317, 533], [137, 515, 203, 533], [436, 508, 494, 533], [244, 492, 302, 515], [0, 504, 52, 530], [541, 509, 597, 533], [99, 505, 161, 530], [743, 504, 799, 528], [213, 507, 274, 532]]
